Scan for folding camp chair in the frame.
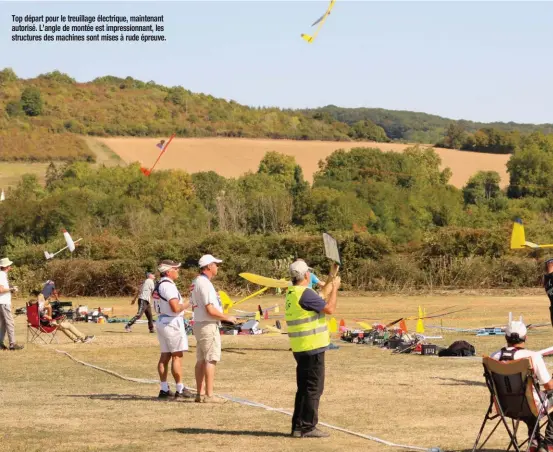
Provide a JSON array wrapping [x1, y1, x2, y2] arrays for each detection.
[[26, 302, 59, 344], [472, 356, 553, 452]]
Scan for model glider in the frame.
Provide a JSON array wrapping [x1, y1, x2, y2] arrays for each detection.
[[239, 273, 291, 289], [301, 0, 336, 43], [140, 133, 176, 176], [44, 229, 82, 260], [219, 287, 271, 314], [510, 218, 553, 249]]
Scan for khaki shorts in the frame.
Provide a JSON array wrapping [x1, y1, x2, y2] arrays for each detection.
[[193, 322, 221, 362], [157, 316, 188, 354]]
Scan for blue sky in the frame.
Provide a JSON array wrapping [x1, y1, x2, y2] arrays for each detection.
[[2, 1, 552, 124]]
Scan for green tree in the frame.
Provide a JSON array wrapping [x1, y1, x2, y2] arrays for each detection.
[[257, 151, 298, 187], [0, 68, 17, 85], [463, 171, 503, 205], [20, 86, 44, 116], [507, 145, 553, 198], [442, 123, 467, 149]]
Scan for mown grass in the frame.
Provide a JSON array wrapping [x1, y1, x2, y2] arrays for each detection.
[[2, 292, 553, 451]]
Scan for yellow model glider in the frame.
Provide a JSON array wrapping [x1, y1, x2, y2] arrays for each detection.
[[301, 0, 336, 44], [510, 218, 553, 249], [219, 287, 269, 314], [239, 272, 291, 289]]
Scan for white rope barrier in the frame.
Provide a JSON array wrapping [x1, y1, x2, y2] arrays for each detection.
[[54, 348, 442, 452]]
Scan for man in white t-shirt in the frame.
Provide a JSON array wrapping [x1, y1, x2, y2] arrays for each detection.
[[152, 260, 194, 400], [125, 272, 156, 333], [190, 254, 236, 403], [491, 319, 553, 452], [0, 257, 23, 351]]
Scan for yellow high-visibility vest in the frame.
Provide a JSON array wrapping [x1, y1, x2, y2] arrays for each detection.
[[285, 285, 329, 353]]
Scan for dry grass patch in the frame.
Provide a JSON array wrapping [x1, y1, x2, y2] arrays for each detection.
[[98, 137, 511, 188], [2, 293, 552, 451]]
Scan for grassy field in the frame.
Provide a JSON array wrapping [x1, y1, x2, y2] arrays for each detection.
[[0, 137, 511, 190], [0, 162, 54, 189], [98, 137, 511, 189], [0, 139, 123, 190], [2, 291, 552, 452]]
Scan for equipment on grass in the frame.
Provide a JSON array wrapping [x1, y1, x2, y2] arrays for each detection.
[[50, 301, 74, 321]]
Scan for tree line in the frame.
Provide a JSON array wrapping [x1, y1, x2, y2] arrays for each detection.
[[1, 143, 552, 296]]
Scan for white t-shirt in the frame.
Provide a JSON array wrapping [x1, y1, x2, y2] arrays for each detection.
[[139, 278, 155, 301], [189, 274, 222, 323], [152, 277, 184, 318], [0, 271, 11, 306], [491, 346, 552, 409]]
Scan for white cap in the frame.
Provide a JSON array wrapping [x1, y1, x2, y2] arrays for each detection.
[[199, 254, 223, 268], [505, 315, 527, 339], [289, 260, 309, 280], [158, 259, 181, 273]]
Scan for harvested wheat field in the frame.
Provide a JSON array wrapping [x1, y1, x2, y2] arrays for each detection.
[[2, 291, 552, 452], [98, 137, 511, 188]]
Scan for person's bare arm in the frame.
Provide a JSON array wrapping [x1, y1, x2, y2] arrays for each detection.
[[206, 304, 236, 323], [168, 298, 190, 314], [322, 277, 340, 315], [544, 379, 553, 391], [0, 285, 16, 293]]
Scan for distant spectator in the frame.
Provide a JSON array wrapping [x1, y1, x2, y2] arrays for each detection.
[[125, 272, 156, 333], [0, 257, 23, 351]]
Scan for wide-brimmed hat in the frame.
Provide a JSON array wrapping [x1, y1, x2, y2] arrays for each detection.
[[0, 258, 13, 267]]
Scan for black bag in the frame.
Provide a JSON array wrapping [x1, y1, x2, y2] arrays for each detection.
[[438, 340, 476, 357]]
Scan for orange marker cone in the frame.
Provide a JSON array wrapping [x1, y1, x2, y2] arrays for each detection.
[[399, 319, 408, 333], [264, 310, 269, 320]]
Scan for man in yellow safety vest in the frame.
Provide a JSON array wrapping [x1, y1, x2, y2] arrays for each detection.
[[285, 259, 340, 438]]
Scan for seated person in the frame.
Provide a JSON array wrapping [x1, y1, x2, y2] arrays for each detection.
[[30, 291, 94, 344], [491, 318, 553, 452]]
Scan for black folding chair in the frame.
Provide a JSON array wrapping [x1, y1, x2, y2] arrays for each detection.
[[472, 356, 553, 452]]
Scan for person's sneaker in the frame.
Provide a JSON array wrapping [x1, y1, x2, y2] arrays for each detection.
[[124, 325, 131, 332], [81, 336, 95, 343], [175, 389, 195, 399], [291, 430, 302, 438], [328, 343, 340, 350], [8, 344, 24, 351], [195, 394, 205, 403], [202, 395, 226, 404], [301, 428, 330, 438], [0, 343, 7, 351], [158, 390, 172, 399], [149, 329, 155, 334]]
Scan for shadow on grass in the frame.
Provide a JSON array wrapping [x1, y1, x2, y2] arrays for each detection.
[[431, 377, 486, 387], [166, 427, 289, 437], [65, 393, 192, 402], [222, 348, 289, 353]]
